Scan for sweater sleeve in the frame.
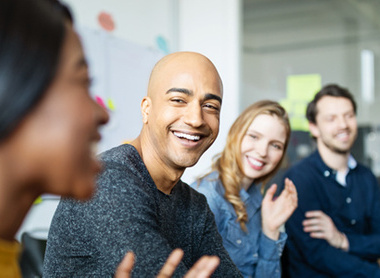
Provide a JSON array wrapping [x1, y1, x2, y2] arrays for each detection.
[[284, 169, 380, 277]]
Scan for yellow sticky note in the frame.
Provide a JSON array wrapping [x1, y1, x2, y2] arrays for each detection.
[[107, 98, 116, 111], [290, 116, 309, 132], [287, 74, 321, 101], [34, 196, 43, 205], [279, 99, 291, 113], [284, 74, 321, 131], [294, 102, 307, 116]]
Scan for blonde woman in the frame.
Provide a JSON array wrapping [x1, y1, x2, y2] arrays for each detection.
[[191, 100, 298, 278]]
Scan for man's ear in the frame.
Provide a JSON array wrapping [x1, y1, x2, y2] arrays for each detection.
[[308, 122, 319, 138], [141, 96, 152, 124]]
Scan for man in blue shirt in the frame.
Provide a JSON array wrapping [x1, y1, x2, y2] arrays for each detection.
[[282, 84, 380, 277]]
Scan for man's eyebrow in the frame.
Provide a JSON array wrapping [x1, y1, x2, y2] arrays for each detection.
[[205, 93, 222, 105], [166, 88, 222, 105], [166, 88, 192, 96]]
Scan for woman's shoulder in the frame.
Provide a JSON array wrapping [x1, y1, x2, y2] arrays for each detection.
[[190, 171, 225, 200]]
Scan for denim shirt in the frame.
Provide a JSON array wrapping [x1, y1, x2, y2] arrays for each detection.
[[191, 171, 286, 278]]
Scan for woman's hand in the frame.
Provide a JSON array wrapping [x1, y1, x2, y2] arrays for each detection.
[[261, 178, 298, 240]]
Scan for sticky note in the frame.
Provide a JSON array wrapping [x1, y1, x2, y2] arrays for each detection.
[[95, 96, 107, 109], [34, 196, 43, 205], [156, 36, 170, 54], [107, 98, 116, 111], [284, 74, 321, 131], [287, 74, 321, 101]]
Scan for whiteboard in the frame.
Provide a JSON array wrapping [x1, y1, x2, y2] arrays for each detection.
[[77, 25, 164, 153]]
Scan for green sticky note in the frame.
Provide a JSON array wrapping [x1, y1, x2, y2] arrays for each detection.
[[290, 116, 309, 132], [279, 99, 291, 113], [294, 102, 307, 116], [107, 98, 116, 111], [287, 74, 321, 101], [34, 196, 43, 205], [284, 74, 321, 131]]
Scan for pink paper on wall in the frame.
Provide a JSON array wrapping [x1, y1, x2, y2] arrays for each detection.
[[98, 11, 115, 32]]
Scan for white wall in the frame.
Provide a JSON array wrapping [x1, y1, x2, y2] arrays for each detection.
[[178, 0, 242, 183], [18, 0, 242, 238], [64, 0, 176, 50]]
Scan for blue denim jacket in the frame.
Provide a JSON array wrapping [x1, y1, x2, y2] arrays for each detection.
[[191, 171, 286, 278]]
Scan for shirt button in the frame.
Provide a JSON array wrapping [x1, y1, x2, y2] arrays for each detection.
[[324, 170, 330, 177], [346, 197, 352, 204], [253, 253, 258, 257], [351, 219, 356, 225], [236, 239, 242, 244]]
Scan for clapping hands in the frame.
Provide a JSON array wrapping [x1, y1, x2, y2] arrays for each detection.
[[115, 249, 220, 278], [261, 178, 298, 240]]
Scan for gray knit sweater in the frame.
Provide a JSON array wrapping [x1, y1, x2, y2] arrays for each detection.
[[43, 144, 241, 277]]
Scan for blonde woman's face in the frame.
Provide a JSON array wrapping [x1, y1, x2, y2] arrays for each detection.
[[240, 114, 286, 183]]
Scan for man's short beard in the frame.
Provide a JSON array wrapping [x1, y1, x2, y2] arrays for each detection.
[[324, 140, 351, 155]]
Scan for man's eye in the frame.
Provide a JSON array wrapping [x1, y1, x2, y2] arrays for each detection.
[[203, 104, 219, 111], [171, 99, 185, 103]]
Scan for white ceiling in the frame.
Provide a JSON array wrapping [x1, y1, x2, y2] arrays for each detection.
[[243, 0, 380, 54]]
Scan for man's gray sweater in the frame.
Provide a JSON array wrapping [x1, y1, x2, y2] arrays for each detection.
[[43, 144, 241, 277]]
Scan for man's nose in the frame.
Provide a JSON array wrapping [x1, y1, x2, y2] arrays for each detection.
[[183, 102, 205, 128]]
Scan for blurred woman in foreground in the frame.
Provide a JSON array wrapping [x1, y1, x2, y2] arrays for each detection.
[[0, 0, 218, 277]]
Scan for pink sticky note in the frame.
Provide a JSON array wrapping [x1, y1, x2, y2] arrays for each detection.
[[98, 11, 115, 32], [95, 96, 107, 109]]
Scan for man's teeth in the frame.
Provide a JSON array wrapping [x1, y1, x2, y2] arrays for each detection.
[[174, 132, 200, 141], [248, 157, 263, 167], [336, 132, 348, 139]]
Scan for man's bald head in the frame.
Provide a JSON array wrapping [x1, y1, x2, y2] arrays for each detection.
[[138, 51, 223, 173], [147, 52, 223, 100]]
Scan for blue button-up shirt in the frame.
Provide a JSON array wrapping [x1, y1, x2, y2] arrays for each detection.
[[282, 150, 380, 277], [191, 171, 286, 278]]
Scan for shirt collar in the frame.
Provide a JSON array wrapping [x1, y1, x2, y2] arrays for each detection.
[[347, 154, 357, 169], [240, 183, 262, 207], [313, 150, 357, 185]]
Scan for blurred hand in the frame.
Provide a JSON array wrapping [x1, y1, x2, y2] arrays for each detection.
[[114, 249, 220, 278], [303, 210, 348, 251], [261, 178, 298, 240], [114, 252, 134, 278]]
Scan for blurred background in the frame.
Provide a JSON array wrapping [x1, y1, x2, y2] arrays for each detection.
[[242, 0, 380, 185]]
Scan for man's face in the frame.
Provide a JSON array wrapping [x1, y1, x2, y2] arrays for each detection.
[[143, 55, 223, 170], [309, 96, 357, 155]]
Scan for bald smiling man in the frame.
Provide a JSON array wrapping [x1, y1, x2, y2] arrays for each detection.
[[44, 52, 242, 277]]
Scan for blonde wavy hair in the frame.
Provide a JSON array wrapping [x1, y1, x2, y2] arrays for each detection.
[[212, 100, 290, 231]]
